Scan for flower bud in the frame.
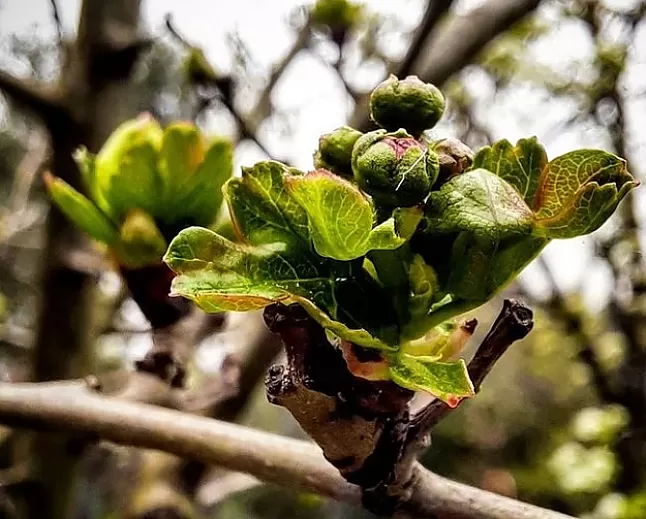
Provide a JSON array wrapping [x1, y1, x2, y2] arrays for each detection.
[[313, 126, 362, 178], [352, 129, 439, 207], [433, 138, 475, 185], [370, 75, 445, 136]]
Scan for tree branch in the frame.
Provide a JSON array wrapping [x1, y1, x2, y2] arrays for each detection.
[[0, 381, 574, 519], [164, 14, 277, 159], [49, 0, 64, 52], [410, 299, 533, 432], [0, 69, 66, 123], [393, 0, 454, 79], [248, 18, 312, 129], [350, 0, 542, 130]]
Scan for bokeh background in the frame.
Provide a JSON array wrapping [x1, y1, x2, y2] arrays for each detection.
[[1, 1, 646, 518]]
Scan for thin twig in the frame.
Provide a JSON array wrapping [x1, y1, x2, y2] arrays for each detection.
[[248, 18, 312, 128], [49, 0, 64, 52], [0, 69, 66, 125], [164, 14, 277, 160], [0, 381, 575, 519], [393, 0, 454, 78], [411, 299, 534, 431], [350, 0, 542, 130]]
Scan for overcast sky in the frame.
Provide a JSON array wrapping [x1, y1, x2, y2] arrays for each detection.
[[1, 0, 645, 310]]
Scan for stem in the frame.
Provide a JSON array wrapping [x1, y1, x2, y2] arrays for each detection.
[[0, 381, 574, 519]]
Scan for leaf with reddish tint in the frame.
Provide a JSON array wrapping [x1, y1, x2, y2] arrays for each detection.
[[471, 137, 547, 206], [533, 150, 638, 238], [388, 353, 474, 406], [163, 226, 400, 348]]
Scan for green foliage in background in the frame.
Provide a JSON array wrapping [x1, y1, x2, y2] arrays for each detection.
[[45, 115, 233, 268]]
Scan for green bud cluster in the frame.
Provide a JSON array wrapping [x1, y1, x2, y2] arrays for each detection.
[[45, 114, 233, 268], [313, 75, 447, 209]]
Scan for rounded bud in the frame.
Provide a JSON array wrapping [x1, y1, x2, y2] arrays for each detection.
[[352, 129, 439, 207], [313, 126, 363, 178], [369, 75, 445, 136], [433, 138, 475, 185]]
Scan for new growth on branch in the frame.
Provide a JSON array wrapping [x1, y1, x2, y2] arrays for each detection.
[[44, 73, 637, 517]]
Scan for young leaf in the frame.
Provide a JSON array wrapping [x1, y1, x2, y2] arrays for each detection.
[[424, 168, 535, 239], [533, 150, 638, 238], [407, 254, 438, 318], [286, 170, 410, 260], [164, 226, 399, 348], [164, 226, 317, 312], [471, 137, 547, 206], [158, 122, 205, 198], [445, 232, 546, 301], [94, 115, 164, 220], [44, 173, 119, 245], [388, 353, 474, 407], [73, 147, 112, 217], [401, 320, 475, 360], [294, 297, 395, 351], [172, 136, 233, 228], [224, 161, 310, 249]]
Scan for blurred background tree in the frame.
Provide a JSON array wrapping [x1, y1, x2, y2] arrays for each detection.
[[0, 0, 645, 519]]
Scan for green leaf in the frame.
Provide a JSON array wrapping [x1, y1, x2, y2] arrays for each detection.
[[164, 226, 315, 311], [533, 150, 638, 238], [401, 320, 473, 360], [164, 226, 400, 348], [471, 137, 547, 206], [407, 254, 438, 318], [485, 234, 548, 292], [73, 147, 112, 218], [445, 232, 547, 301], [423, 169, 535, 240], [295, 297, 394, 351], [404, 232, 546, 341], [388, 353, 474, 406], [94, 116, 164, 220], [158, 122, 204, 200], [44, 173, 119, 245], [224, 161, 310, 250], [286, 169, 411, 261], [172, 136, 233, 227]]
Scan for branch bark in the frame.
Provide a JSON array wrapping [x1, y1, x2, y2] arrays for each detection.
[[0, 70, 66, 125], [0, 381, 574, 519], [350, 0, 542, 130]]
